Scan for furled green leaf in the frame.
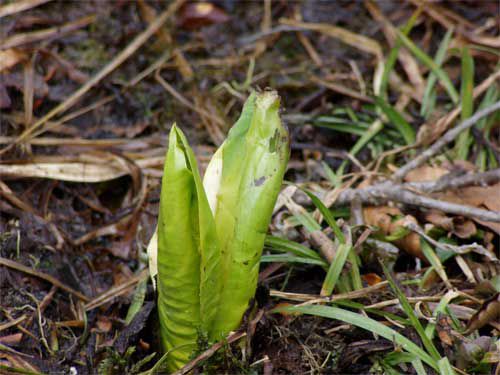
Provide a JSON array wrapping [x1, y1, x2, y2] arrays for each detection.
[[204, 91, 290, 338], [157, 125, 221, 372]]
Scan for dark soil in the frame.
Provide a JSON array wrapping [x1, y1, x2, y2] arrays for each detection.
[[1, 1, 499, 374]]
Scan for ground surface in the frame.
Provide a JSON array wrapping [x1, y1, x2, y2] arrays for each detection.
[[0, 1, 499, 374]]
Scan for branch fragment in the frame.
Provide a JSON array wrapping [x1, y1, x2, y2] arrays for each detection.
[[394, 100, 500, 181]]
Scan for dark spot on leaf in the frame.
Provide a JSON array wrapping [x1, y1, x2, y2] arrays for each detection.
[[254, 176, 267, 186], [269, 129, 279, 152]]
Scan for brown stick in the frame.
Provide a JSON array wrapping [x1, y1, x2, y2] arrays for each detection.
[[84, 269, 149, 311], [393, 100, 500, 181], [171, 331, 247, 375], [0, 257, 89, 302], [9, 0, 185, 145], [336, 169, 500, 203], [408, 168, 500, 193], [0, 15, 95, 49], [335, 181, 500, 223], [0, 0, 52, 18]]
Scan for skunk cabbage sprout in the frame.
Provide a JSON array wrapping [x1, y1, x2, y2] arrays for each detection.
[[203, 91, 289, 336], [150, 90, 289, 372]]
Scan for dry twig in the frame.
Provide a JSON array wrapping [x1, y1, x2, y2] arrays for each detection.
[[336, 181, 500, 223], [394, 100, 500, 181], [4, 0, 185, 150], [0, 0, 52, 18], [0, 257, 89, 302], [408, 169, 500, 193], [170, 331, 247, 375]]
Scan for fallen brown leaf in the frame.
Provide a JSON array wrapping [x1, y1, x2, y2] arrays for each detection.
[[0, 153, 153, 183], [404, 165, 448, 183], [0, 48, 27, 72], [403, 164, 500, 235], [363, 206, 423, 259], [436, 315, 454, 346], [465, 293, 500, 334], [96, 316, 112, 333], [361, 273, 383, 286], [425, 210, 477, 239], [273, 302, 299, 318], [0, 333, 23, 346], [436, 183, 500, 234], [178, 2, 230, 30]]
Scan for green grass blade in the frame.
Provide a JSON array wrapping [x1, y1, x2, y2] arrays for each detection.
[[336, 300, 409, 325], [476, 84, 498, 131], [345, 107, 359, 122], [300, 188, 345, 242], [347, 251, 363, 290], [321, 244, 352, 295], [455, 47, 475, 160], [314, 122, 367, 136], [412, 358, 428, 375], [381, 261, 442, 361], [348, 119, 385, 157], [261, 254, 327, 267], [280, 184, 322, 232], [375, 96, 416, 144], [379, 8, 422, 97], [384, 351, 418, 365], [424, 290, 459, 340], [420, 239, 451, 289], [421, 29, 454, 118], [265, 235, 323, 261], [295, 209, 322, 232], [125, 278, 147, 325], [382, 352, 426, 375], [437, 357, 456, 375], [475, 83, 498, 169], [321, 161, 341, 188], [397, 31, 459, 103], [337, 119, 384, 175], [276, 304, 438, 370]]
